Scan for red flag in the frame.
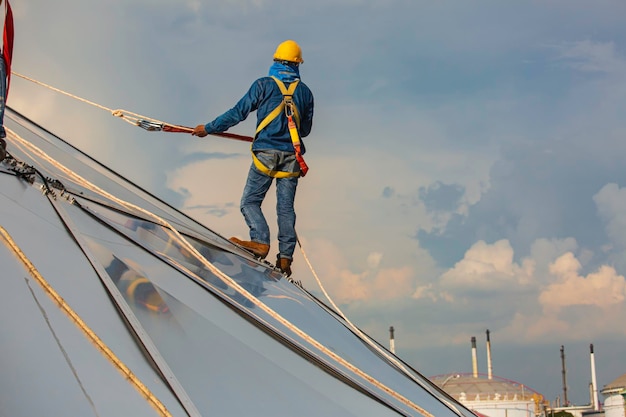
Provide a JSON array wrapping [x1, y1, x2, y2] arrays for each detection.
[[2, 0, 13, 98]]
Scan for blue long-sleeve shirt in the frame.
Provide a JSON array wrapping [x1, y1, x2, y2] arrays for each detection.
[[204, 76, 314, 154]]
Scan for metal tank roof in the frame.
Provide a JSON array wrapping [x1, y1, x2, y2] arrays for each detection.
[[430, 373, 543, 403], [0, 106, 481, 417], [602, 373, 626, 395]]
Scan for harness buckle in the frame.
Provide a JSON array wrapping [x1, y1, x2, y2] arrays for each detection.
[[283, 96, 295, 117]]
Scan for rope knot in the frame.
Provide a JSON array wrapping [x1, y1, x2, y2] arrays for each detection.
[[111, 110, 124, 118]]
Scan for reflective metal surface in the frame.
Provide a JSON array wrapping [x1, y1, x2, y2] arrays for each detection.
[[0, 107, 477, 416]]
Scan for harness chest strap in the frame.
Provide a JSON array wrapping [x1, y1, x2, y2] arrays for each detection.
[[252, 77, 309, 178]]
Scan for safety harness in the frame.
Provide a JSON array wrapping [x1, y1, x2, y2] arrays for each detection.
[[252, 76, 309, 178]]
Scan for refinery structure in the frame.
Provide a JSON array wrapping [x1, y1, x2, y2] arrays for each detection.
[[429, 332, 545, 417], [423, 330, 626, 417], [599, 373, 626, 417]]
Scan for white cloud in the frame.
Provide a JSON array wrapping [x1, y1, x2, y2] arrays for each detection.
[[166, 152, 250, 232], [555, 40, 626, 74], [411, 237, 626, 344], [490, 250, 626, 341], [367, 252, 383, 269], [294, 238, 416, 305], [594, 183, 626, 248], [412, 283, 454, 303], [540, 252, 626, 313], [528, 237, 579, 280], [439, 239, 534, 289]]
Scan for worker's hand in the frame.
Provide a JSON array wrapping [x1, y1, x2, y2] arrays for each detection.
[[192, 124, 208, 137]]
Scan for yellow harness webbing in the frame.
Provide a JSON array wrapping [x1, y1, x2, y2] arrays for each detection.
[[251, 77, 309, 178]]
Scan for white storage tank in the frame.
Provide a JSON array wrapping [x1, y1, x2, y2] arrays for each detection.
[[431, 372, 545, 417], [601, 373, 626, 417]]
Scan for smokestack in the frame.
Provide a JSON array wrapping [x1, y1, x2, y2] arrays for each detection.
[[486, 329, 493, 380], [561, 345, 569, 406], [590, 344, 599, 410], [389, 326, 395, 354], [471, 336, 478, 378]]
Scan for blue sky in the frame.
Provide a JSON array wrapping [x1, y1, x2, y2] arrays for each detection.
[[11, 0, 626, 407]]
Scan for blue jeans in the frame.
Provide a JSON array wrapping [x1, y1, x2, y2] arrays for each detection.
[[240, 162, 298, 260]]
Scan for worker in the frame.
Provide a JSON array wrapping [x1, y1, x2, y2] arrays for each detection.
[[192, 40, 314, 277]]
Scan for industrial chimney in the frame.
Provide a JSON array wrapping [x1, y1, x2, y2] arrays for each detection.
[[471, 336, 478, 378], [486, 329, 493, 380], [389, 326, 395, 354], [561, 345, 569, 406], [590, 344, 599, 410]]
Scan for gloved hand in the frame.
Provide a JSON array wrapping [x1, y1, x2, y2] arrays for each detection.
[[191, 124, 208, 137]]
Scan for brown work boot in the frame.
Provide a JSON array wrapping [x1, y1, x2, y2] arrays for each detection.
[[277, 255, 292, 277], [229, 237, 270, 259]]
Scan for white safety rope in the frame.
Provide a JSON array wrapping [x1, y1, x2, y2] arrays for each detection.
[[12, 71, 174, 130]]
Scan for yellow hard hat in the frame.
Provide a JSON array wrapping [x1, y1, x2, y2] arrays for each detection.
[[273, 40, 304, 64]]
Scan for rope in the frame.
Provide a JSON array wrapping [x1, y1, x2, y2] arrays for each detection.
[[12, 71, 156, 127], [13, 71, 112, 112], [0, 226, 173, 417], [5, 126, 434, 417]]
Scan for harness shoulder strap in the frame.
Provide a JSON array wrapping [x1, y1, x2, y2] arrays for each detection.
[[255, 77, 299, 135]]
